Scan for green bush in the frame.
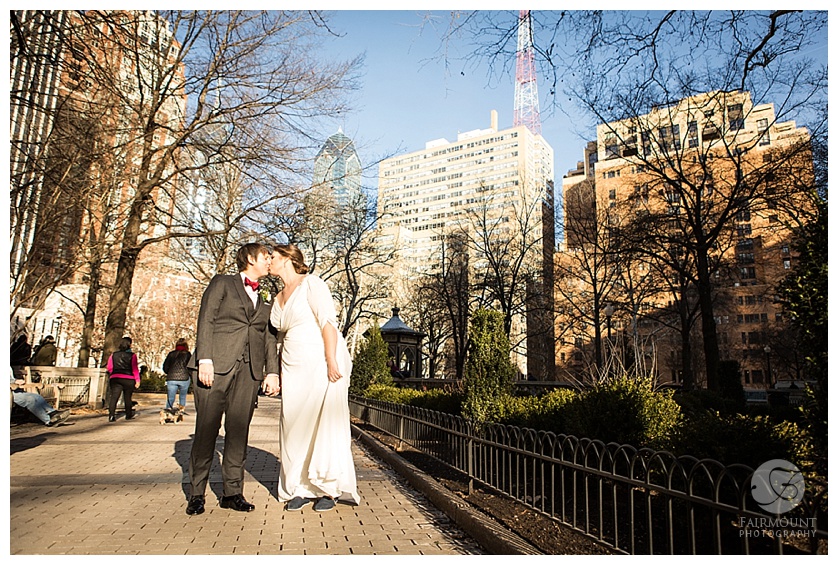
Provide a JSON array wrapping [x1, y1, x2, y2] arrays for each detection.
[[674, 388, 745, 417], [562, 376, 682, 448], [668, 411, 811, 469], [462, 309, 515, 426], [138, 367, 167, 392], [350, 323, 392, 395], [407, 387, 464, 414], [496, 388, 577, 433], [362, 384, 464, 414]]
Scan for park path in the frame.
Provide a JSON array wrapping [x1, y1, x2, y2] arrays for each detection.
[[10, 394, 484, 555]]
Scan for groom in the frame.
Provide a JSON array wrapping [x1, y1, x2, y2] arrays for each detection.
[[185, 243, 278, 515]]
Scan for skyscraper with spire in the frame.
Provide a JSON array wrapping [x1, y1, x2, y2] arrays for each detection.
[[313, 128, 362, 206]]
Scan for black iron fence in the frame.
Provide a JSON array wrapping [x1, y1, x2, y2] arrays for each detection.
[[349, 395, 827, 555]]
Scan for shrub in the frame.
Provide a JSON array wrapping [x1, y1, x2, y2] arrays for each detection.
[[461, 309, 515, 426], [674, 388, 745, 417], [668, 411, 811, 469], [562, 376, 682, 448], [496, 388, 577, 433], [138, 367, 166, 392], [349, 322, 391, 395], [407, 387, 464, 414], [363, 383, 419, 404]]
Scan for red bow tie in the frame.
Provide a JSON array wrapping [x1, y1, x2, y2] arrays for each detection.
[[244, 277, 259, 291]]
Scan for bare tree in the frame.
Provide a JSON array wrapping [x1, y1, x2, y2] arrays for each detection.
[[12, 10, 363, 364], [555, 179, 621, 376], [443, 10, 826, 390], [455, 182, 553, 378], [274, 187, 395, 337], [415, 232, 473, 381]]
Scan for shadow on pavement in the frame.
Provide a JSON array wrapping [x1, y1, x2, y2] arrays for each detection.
[[173, 435, 280, 502]]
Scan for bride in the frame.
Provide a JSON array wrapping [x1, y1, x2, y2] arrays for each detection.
[[262, 243, 359, 512]]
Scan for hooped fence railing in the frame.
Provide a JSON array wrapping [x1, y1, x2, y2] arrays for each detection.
[[349, 395, 827, 555]]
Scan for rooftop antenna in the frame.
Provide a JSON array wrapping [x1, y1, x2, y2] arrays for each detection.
[[513, 10, 541, 136]]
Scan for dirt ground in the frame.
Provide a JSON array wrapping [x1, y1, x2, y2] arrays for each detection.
[[356, 423, 614, 555]]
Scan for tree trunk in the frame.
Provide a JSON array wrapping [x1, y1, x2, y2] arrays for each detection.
[[77, 259, 101, 368], [101, 194, 146, 366], [695, 249, 721, 391], [679, 315, 694, 391]]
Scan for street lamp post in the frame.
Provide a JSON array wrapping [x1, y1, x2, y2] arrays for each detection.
[[604, 303, 614, 376], [764, 345, 774, 387]]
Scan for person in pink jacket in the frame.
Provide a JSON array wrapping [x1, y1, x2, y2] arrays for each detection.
[[106, 336, 140, 422]]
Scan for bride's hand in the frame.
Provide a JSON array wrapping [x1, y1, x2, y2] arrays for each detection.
[[326, 359, 342, 383]]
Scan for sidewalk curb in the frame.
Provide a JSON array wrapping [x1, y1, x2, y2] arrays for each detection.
[[351, 424, 542, 555]]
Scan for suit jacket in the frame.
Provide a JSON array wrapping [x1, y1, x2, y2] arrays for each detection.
[[188, 273, 278, 380]]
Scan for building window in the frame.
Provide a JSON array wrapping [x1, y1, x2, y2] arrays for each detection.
[[728, 104, 744, 131], [783, 259, 791, 269], [757, 118, 771, 146], [740, 267, 757, 279], [687, 120, 698, 148]]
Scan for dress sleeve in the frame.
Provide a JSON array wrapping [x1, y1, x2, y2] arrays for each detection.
[[306, 276, 339, 331]]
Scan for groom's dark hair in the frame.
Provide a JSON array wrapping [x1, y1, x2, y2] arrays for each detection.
[[235, 243, 270, 272]]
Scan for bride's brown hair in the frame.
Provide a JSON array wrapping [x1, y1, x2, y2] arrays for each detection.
[[273, 243, 310, 274]]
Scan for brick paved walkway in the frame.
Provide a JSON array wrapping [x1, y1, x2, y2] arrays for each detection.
[[9, 395, 484, 555]]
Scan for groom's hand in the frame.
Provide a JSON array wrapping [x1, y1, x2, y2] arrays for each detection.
[[263, 374, 280, 396], [198, 362, 214, 387]]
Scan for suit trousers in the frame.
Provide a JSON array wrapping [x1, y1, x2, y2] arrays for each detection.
[[188, 359, 260, 497]]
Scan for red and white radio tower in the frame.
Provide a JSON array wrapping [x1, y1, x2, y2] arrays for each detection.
[[513, 10, 541, 136]]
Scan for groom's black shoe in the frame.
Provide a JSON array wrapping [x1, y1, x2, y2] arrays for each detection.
[[186, 495, 205, 515], [220, 493, 255, 512]]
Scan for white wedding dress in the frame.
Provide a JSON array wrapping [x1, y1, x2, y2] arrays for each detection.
[[270, 274, 359, 504]]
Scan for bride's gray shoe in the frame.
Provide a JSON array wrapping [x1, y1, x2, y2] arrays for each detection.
[[285, 496, 311, 511], [313, 496, 336, 512]]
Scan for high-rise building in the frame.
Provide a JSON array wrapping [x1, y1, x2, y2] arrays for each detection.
[[9, 10, 192, 365], [312, 128, 362, 206], [377, 110, 555, 379], [558, 90, 813, 389], [10, 11, 73, 301]]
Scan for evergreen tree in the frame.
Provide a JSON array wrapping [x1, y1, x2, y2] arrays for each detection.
[[778, 198, 827, 471], [462, 309, 515, 426], [349, 322, 392, 395]]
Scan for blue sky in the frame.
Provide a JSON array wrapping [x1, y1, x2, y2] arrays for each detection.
[[307, 6, 828, 201], [312, 9, 587, 192]]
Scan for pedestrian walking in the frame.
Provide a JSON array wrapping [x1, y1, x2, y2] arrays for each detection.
[[163, 338, 192, 411], [106, 336, 140, 422]]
